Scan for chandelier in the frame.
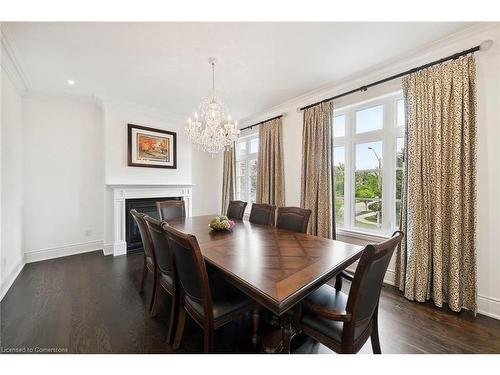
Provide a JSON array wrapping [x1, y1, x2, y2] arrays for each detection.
[[185, 57, 240, 154]]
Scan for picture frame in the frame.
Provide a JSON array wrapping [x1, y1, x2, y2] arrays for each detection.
[[127, 123, 177, 169]]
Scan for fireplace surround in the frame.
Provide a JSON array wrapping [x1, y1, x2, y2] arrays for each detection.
[[106, 184, 193, 256]]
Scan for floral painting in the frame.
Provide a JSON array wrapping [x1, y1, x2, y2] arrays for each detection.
[[137, 134, 170, 162], [128, 124, 177, 169]]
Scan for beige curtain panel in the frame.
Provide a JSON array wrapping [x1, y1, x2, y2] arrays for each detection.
[[256, 118, 285, 207], [221, 145, 236, 215], [301, 101, 334, 239], [395, 55, 477, 313]]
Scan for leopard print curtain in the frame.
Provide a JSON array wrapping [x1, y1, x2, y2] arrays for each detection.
[[301, 101, 334, 239], [395, 55, 477, 313]]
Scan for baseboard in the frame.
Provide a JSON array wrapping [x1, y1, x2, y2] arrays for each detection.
[[478, 295, 500, 320], [103, 243, 114, 256], [0, 260, 25, 301], [24, 240, 104, 263]]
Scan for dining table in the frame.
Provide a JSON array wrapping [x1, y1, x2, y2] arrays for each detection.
[[167, 214, 365, 352]]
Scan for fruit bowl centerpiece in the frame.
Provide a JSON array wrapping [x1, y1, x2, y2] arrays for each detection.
[[208, 215, 236, 232]]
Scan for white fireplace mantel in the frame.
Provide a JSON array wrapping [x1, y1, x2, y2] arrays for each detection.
[[107, 184, 193, 256]]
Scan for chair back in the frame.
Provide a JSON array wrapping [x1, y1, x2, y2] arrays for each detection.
[[144, 216, 174, 276], [345, 231, 404, 341], [276, 207, 312, 233], [157, 200, 185, 221], [249, 203, 276, 225], [162, 223, 212, 317], [226, 200, 247, 220], [130, 209, 154, 260]]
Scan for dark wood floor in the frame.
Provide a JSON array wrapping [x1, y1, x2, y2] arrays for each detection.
[[2, 251, 500, 354]]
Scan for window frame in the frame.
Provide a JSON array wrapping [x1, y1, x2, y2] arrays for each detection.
[[235, 133, 259, 212], [333, 91, 404, 236]]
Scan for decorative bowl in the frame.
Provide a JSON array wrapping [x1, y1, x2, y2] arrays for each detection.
[[208, 216, 236, 232]]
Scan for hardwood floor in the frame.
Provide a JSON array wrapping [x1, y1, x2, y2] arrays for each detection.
[[1, 251, 499, 354]]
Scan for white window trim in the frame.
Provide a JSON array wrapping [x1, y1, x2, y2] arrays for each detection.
[[334, 90, 404, 237]]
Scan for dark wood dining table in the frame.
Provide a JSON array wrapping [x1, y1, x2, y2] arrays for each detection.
[[167, 215, 365, 317]]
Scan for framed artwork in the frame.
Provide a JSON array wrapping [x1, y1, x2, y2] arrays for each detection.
[[128, 123, 177, 169]]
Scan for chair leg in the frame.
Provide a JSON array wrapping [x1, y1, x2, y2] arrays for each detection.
[[251, 308, 260, 351], [148, 272, 158, 313], [166, 289, 178, 345], [334, 274, 343, 291], [172, 300, 186, 351], [203, 328, 214, 353], [371, 307, 382, 354], [139, 258, 148, 292], [149, 273, 160, 317]]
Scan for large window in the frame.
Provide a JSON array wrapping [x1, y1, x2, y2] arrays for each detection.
[[235, 134, 259, 211], [333, 92, 405, 235]]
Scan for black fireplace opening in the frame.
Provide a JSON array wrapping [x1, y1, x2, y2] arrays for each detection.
[[125, 197, 182, 254]]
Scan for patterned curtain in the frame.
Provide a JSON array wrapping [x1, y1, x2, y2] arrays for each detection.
[[395, 55, 477, 313], [221, 145, 236, 215], [301, 101, 334, 239], [256, 118, 285, 207]]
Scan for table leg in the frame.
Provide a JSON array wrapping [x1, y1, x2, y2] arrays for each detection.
[[281, 313, 292, 354], [252, 308, 260, 351]]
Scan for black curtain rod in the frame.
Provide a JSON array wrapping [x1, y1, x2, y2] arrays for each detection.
[[239, 114, 284, 132], [299, 44, 481, 111]]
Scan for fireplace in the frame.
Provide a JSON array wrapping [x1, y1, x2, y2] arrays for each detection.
[[106, 184, 192, 256], [125, 197, 181, 254]]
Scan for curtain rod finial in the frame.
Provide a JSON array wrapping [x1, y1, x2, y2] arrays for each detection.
[[480, 40, 494, 51]]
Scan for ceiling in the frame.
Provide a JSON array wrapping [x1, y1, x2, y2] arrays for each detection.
[[5, 22, 474, 122]]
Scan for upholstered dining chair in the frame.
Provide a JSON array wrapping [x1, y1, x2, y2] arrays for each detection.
[[249, 203, 276, 226], [226, 200, 247, 220], [157, 200, 185, 221], [162, 223, 257, 353], [144, 216, 177, 344], [296, 231, 404, 354], [130, 209, 157, 312], [276, 207, 312, 233]]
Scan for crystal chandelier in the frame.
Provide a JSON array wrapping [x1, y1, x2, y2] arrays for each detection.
[[185, 58, 240, 154]]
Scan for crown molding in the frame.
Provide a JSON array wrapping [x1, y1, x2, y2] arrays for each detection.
[[240, 22, 500, 126], [0, 23, 32, 93]]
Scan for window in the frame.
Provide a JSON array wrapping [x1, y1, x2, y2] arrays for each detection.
[[235, 134, 259, 211], [333, 92, 405, 235]]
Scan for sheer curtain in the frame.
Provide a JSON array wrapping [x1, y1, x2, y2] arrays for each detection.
[[395, 55, 477, 313]]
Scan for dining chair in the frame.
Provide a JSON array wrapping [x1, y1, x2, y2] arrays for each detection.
[[296, 231, 404, 354], [249, 203, 276, 226], [130, 209, 157, 312], [226, 200, 247, 220], [162, 223, 257, 353], [157, 200, 185, 221], [144, 215, 177, 344], [276, 207, 312, 233]]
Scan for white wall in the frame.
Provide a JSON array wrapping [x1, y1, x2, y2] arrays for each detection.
[[240, 24, 500, 319], [21, 94, 105, 262], [103, 101, 191, 185], [1, 68, 24, 299], [191, 148, 223, 216]]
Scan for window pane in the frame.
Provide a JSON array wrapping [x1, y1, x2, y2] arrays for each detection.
[[354, 141, 383, 230], [395, 200, 402, 228], [249, 137, 259, 154], [249, 159, 257, 204], [237, 141, 246, 159], [396, 99, 405, 127], [333, 114, 345, 138], [396, 137, 404, 169], [333, 146, 345, 226], [236, 161, 246, 177], [356, 105, 383, 134]]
